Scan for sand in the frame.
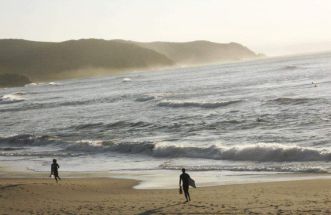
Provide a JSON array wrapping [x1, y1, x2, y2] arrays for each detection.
[[1, 177, 331, 214]]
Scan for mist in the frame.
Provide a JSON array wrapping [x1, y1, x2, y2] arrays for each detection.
[[1, 0, 331, 56]]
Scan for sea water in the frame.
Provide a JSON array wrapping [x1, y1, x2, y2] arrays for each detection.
[[1, 52, 331, 188]]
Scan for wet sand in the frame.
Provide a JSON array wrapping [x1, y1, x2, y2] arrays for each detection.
[[1, 178, 331, 214]]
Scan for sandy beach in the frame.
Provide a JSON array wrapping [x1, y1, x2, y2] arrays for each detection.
[[1, 178, 331, 214]]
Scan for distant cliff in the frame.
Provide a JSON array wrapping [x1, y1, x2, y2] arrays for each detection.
[[0, 73, 31, 87], [0, 39, 259, 86], [133, 40, 258, 65]]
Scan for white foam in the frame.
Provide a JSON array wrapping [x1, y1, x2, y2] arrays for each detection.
[[25, 83, 38, 86], [48, 82, 60, 86], [151, 142, 331, 162], [122, 78, 131, 82], [111, 169, 331, 189], [0, 93, 25, 104], [76, 139, 104, 147], [25, 82, 60, 87]]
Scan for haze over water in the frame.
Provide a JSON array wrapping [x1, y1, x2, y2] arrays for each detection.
[[1, 53, 331, 187]]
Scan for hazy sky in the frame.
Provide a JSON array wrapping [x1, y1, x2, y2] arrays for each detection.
[[1, 0, 331, 56]]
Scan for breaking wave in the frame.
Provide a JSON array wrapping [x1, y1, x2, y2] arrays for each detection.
[[0, 93, 26, 104], [158, 100, 241, 109], [147, 143, 331, 162], [3, 134, 331, 162], [57, 139, 331, 162]]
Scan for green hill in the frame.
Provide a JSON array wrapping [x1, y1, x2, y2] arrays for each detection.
[[0, 39, 258, 87], [0, 73, 31, 88], [0, 39, 174, 82]]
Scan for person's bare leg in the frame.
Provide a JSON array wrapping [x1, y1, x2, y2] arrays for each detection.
[[184, 191, 189, 202]]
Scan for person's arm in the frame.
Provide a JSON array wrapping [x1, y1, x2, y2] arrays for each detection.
[[50, 165, 53, 177], [179, 175, 182, 187], [57, 164, 60, 169]]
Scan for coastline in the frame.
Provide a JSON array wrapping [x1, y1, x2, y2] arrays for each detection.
[[1, 177, 331, 214], [1, 166, 331, 189], [2, 51, 330, 90], [1, 165, 331, 185], [0, 57, 257, 89]]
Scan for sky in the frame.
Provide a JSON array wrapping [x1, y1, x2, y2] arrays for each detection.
[[1, 0, 331, 56]]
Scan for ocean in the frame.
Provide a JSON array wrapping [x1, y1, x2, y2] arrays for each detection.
[[1, 52, 331, 188]]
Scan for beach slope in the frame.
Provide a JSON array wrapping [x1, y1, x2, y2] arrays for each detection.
[[1, 178, 331, 214]]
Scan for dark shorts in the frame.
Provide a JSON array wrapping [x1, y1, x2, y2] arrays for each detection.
[[183, 184, 189, 193], [53, 171, 59, 177]]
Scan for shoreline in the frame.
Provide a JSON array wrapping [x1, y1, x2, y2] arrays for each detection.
[[1, 167, 331, 189], [1, 177, 331, 214]]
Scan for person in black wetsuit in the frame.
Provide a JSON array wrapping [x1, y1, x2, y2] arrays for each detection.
[[179, 168, 191, 202], [50, 159, 61, 183]]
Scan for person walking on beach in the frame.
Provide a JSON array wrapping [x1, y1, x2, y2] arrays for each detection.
[[50, 159, 61, 183], [179, 168, 191, 202]]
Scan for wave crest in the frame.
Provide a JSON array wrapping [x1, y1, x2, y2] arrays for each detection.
[[3, 135, 331, 162], [158, 100, 241, 109], [65, 141, 331, 162]]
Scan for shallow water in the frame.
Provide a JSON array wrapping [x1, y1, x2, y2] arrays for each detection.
[[1, 52, 331, 187]]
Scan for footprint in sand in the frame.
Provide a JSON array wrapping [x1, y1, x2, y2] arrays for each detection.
[[277, 209, 285, 214]]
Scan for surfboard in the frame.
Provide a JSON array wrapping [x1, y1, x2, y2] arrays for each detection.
[[189, 178, 196, 188]]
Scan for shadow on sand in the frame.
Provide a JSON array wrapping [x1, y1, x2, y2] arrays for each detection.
[[137, 202, 222, 215], [137, 202, 184, 215], [0, 184, 22, 190]]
